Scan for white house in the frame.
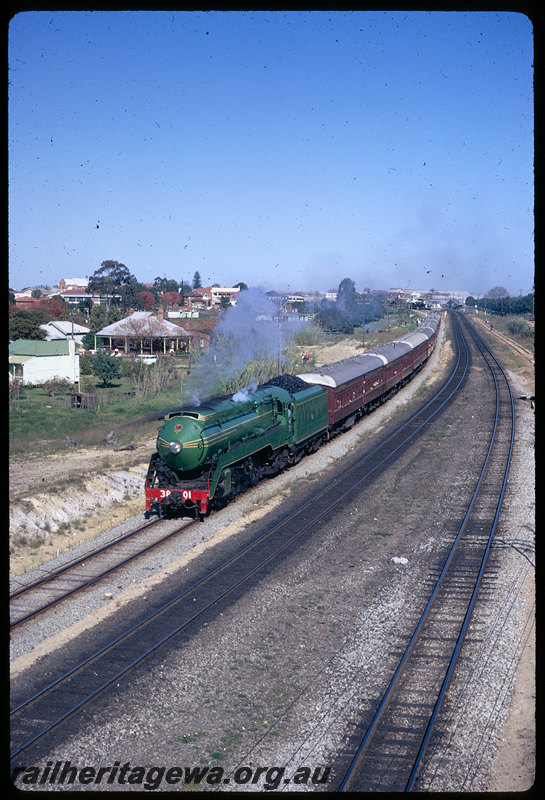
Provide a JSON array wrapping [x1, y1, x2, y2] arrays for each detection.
[[8, 339, 80, 386], [210, 286, 240, 305], [39, 320, 90, 347]]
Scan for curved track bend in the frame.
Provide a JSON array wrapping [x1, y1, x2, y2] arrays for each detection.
[[10, 313, 470, 763], [337, 312, 515, 792]]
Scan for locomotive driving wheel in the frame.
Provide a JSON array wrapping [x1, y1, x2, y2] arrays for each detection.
[[247, 457, 262, 487]]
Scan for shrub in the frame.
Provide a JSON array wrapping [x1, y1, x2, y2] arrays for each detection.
[[92, 349, 121, 387], [291, 322, 325, 346], [121, 359, 135, 378], [42, 377, 74, 395], [506, 319, 530, 337], [9, 378, 23, 401], [80, 355, 93, 375]]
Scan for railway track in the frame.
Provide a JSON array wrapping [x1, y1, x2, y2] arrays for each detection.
[[10, 315, 471, 763], [473, 315, 534, 365], [9, 516, 196, 628], [336, 312, 515, 792]]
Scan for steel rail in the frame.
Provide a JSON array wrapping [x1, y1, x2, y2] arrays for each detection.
[[9, 517, 198, 628], [338, 312, 514, 792], [9, 519, 160, 600], [404, 314, 515, 790]]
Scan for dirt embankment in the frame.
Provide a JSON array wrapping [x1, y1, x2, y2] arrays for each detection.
[[9, 442, 155, 576]]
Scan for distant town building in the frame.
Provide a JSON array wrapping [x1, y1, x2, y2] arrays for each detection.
[[389, 288, 471, 306], [58, 277, 89, 292], [184, 288, 213, 309], [182, 286, 240, 308], [58, 289, 120, 307], [210, 286, 241, 305], [13, 294, 39, 308]]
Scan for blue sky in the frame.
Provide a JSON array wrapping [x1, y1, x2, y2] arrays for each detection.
[[9, 10, 534, 297]]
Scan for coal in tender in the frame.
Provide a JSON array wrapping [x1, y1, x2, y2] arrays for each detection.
[[262, 374, 310, 393]]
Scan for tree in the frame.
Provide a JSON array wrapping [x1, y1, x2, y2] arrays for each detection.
[[78, 297, 94, 316], [40, 296, 69, 318], [192, 270, 202, 289], [82, 331, 96, 350], [87, 260, 137, 309], [118, 282, 146, 311], [234, 282, 248, 291], [336, 277, 361, 325], [161, 291, 181, 309], [506, 319, 530, 336], [139, 290, 156, 310], [107, 305, 121, 324], [9, 309, 49, 340], [485, 286, 509, 299], [153, 276, 168, 292], [92, 349, 121, 387], [314, 306, 353, 334], [89, 304, 109, 332]]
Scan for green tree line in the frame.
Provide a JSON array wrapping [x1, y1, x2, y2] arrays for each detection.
[[465, 292, 534, 316]]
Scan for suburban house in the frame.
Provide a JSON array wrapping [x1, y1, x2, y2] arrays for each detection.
[[11, 289, 58, 308], [210, 286, 240, 305], [183, 288, 214, 309], [179, 286, 241, 310], [94, 308, 198, 355], [13, 295, 40, 309], [9, 338, 80, 386], [39, 320, 90, 347], [58, 288, 121, 307]]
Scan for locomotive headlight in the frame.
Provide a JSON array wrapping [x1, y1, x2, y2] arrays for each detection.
[[169, 441, 182, 454]]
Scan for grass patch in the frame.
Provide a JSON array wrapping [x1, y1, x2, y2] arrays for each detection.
[[220, 731, 243, 746], [9, 382, 184, 454]]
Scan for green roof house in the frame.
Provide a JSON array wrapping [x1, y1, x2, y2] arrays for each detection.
[[8, 338, 79, 385]]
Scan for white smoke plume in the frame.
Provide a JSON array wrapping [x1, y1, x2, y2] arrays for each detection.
[[232, 383, 257, 403], [183, 289, 305, 405]]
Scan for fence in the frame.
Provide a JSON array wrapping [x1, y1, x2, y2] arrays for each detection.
[[9, 389, 137, 411]]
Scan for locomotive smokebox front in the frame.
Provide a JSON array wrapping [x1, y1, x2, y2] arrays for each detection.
[[156, 415, 209, 472]]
